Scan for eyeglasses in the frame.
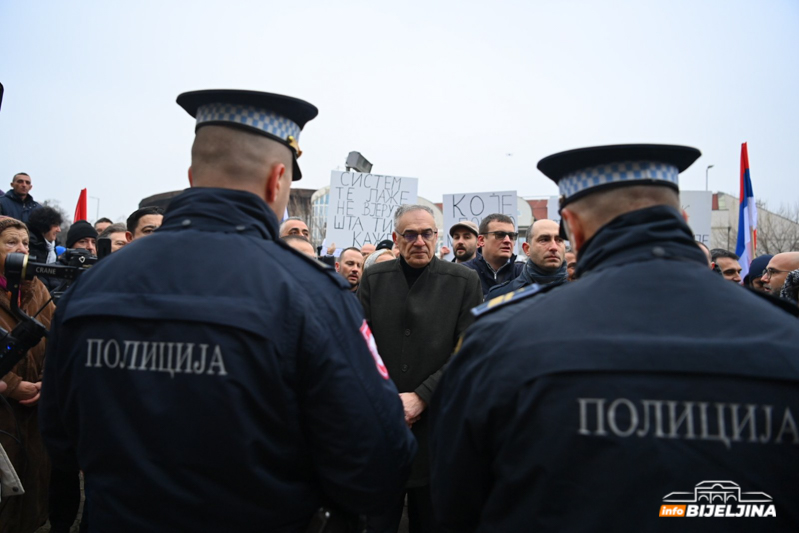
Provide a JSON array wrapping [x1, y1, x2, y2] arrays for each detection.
[[762, 267, 790, 278], [399, 230, 438, 243], [481, 231, 518, 241]]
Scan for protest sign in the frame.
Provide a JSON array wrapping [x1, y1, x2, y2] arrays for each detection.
[[547, 196, 561, 223], [326, 171, 418, 249], [680, 190, 713, 246], [442, 191, 517, 257]]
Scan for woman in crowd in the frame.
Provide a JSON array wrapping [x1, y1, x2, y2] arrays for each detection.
[[0, 216, 56, 533], [26, 207, 63, 265], [364, 248, 396, 271]]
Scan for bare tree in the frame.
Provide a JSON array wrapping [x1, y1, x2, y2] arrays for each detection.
[[712, 196, 799, 255], [756, 201, 799, 255]]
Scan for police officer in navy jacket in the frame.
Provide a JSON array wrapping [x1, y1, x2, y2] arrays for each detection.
[[39, 90, 416, 532], [430, 144, 799, 532]]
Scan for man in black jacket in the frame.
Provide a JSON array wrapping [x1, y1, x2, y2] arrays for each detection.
[[431, 144, 799, 532], [359, 204, 482, 533]]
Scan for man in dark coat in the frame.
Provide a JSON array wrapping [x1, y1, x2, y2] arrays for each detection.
[[461, 213, 523, 296], [39, 89, 416, 533], [487, 218, 567, 298], [0, 173, 40, 223], [359, 204, 482, 533], [430, 144, 799, 532]]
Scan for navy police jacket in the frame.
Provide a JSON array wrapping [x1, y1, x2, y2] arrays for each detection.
[[430, 206, 799, 532], [39, 188, 416, 533]]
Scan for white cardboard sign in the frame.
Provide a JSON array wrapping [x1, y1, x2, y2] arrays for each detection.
[[442, 191, 517, 257], [326, 171, 418, 249]]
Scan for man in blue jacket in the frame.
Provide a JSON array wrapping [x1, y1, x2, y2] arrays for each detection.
[[461, 214, 523, 297], [430, 144, 799, 532], [0, 173, 40, 223], [40, 89, 416, 532]]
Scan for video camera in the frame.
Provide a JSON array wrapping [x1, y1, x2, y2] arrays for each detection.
[[0, 251, 95, 377]]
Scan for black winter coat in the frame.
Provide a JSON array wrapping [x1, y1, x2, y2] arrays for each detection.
[[359, 256, 482, 486]]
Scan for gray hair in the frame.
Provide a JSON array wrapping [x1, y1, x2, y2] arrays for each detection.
[[364, 249, 395, 270], [99, 223, 127, 239], [393, 204, 434, 231]]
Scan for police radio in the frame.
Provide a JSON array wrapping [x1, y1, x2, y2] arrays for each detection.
[[0, 251, 95, 377]]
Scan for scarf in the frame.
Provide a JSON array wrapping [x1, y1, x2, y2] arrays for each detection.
[[46, 239, 56, 263], [521, 258, 567, 286]]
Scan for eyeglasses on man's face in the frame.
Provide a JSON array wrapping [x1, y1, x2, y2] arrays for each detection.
[[481, 231, 518, 241], [762, 267, 790, 278], [399, 230, 438, 243]]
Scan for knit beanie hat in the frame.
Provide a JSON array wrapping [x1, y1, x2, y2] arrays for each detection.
[[66, 220, 98, 248], [744, 254, 773, 286], [0, 216, 27, 236]]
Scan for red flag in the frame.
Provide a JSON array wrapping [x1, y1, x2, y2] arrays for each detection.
[[74, 188, 88, 222]]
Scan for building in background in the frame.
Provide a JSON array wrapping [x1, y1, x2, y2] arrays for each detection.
[[712, 193, 799, 255]]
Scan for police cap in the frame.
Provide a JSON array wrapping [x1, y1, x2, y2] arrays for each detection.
[[538, 144, 701, 209], [538, 144, 701, 239], [177, 89, 318, 180]]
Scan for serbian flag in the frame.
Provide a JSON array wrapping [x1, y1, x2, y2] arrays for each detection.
[[74, 188, 88, 222], [735, 143, 757, 281]]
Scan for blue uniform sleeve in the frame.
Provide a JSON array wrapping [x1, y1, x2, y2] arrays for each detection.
[[299, 287, 416, 515]]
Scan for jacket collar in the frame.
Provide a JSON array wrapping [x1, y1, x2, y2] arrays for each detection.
[[3, 190, 34, 204], [477, 252, 517, 274], [575, 205, 708, 278], [161, 188, 279, 240], [396, 254, 440, 272]]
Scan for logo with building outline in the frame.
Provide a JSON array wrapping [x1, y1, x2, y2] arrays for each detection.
[[659, 481, 775, 518]]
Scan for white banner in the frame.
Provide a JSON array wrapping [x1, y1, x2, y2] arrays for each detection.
[[680, 190, 713, 246], [442, 191, 517, 257], [326, 171, 418, 249]]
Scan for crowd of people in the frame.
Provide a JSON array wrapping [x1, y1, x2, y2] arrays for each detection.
[[279, 209, 799, 306], [0, 89, 797, 533], [0, 184, 165, 533]]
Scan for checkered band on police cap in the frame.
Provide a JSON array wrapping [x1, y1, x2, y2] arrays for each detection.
[[196, 103, 301, 146], [558, 161, 679, 200]]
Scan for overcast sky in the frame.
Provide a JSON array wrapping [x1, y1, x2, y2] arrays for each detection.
[[1, 0, 796, 223]]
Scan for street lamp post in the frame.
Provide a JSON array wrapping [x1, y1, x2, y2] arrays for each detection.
[[705, 165, 714, 191], [89, 196, 100, 221]]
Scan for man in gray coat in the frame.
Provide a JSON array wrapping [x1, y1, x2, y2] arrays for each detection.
[[358, 204, 483, 533]]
